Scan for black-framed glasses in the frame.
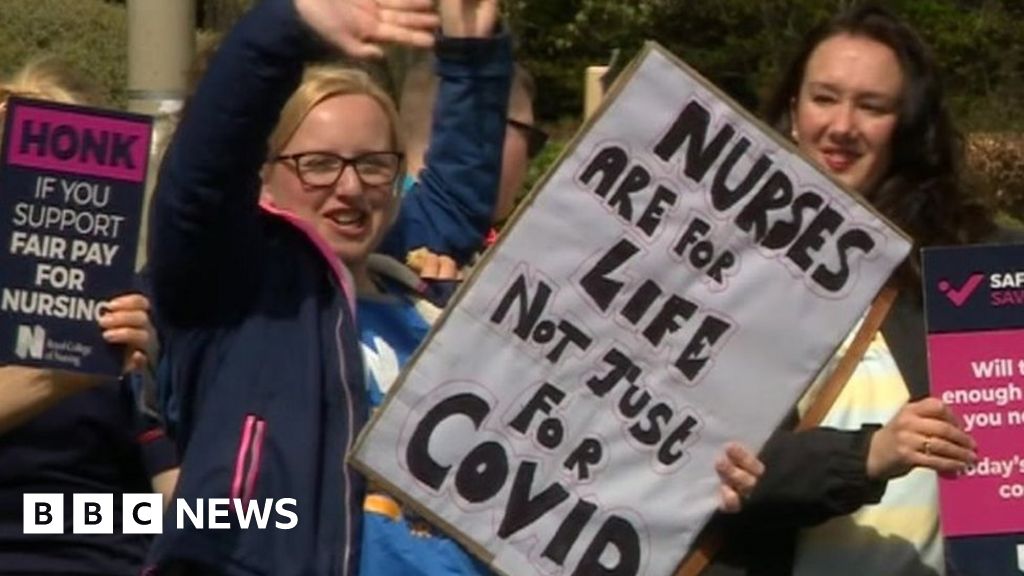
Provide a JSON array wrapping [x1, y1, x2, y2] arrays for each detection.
[[275, 151, 404, 189], [507, 118, 549, 159]]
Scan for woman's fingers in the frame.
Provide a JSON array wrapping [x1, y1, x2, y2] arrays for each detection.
[[102, 326, 150, 350], [296, 0, 440, 59], [914, 417, 976, 451], [718, 484, 743, 514], [123, 350, 148, 374], [99, 309, 150, 331], [714, 443, 764, 512], [103, 293, 150, 313], [913, 434, 976, 473], [97, 294, 158, 369], [725, 442, 765, 477], [415, 250, 461, 280], [869, 399, 978, 480]]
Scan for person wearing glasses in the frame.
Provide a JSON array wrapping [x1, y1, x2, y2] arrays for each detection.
[[145, 0, 517, 574], [701, 6, 1007, 576], [148, 0, 766, 574], [399, 58, 548, 280], [261, 50, 761, 576], [324, 55, 762, 576]]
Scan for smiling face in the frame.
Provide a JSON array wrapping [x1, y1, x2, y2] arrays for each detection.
[[262, 93, 399, 268], [791, 33, 905, 194]]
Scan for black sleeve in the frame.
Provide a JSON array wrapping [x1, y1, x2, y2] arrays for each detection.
[[737, 423, 888, 528], [148, 0, 318, 328]]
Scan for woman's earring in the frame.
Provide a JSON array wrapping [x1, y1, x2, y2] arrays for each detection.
[[790, 127, 799, 143]]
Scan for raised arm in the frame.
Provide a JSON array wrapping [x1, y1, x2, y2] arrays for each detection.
[[379, 0, 512, 265], [149, 0, 315, 326], [149, 0, 439, 326]]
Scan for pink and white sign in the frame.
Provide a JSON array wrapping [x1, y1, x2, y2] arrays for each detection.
[[928, 329, 1024, 536], [923, 242, 1024, 573]]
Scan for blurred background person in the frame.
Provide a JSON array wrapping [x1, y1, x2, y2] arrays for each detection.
[[399, 56, 546, 280]]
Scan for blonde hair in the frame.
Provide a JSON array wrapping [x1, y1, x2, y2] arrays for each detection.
[[0, 56, 101, 144], [0, 56, 99, 108], [267, 64, 403, 160]]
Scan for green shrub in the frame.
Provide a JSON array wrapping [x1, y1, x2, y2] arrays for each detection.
[[0, 0, 127, 106]]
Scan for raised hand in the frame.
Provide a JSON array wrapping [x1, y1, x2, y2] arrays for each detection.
[[438, 0, 500, 38], [98, 293, 158, 373], [715, 442, 765, 513], [866, 397, 977, 480], [294, 0, 441, 59]]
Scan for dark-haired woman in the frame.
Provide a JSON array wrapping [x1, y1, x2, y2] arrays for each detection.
[[709, 6, 1011, 576]]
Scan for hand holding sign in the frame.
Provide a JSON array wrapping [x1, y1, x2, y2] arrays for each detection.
[[715, 443, 764, 513], [97, 293, 156, 374], [0, 98, 150, 376], [923, 243, 1024, 571], [408, 247, 462, 280], [353, 44, 912, 576], [866, 397, 977, 480]]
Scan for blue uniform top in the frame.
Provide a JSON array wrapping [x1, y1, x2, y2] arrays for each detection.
[[356, 261, 491, 576]]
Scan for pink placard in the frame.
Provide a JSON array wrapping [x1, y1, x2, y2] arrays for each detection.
[[928, 329, 1024, 536], [7, 104, 151, 183]]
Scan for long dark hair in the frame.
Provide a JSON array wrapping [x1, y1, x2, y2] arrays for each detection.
[[764, 5, 993, 290]]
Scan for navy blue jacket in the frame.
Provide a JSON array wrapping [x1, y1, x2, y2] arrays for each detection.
[[145, 0, 511, 574], [0, 379, 176, 576]]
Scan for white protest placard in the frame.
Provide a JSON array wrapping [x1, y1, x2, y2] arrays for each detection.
[[352, 43, 912, 576]]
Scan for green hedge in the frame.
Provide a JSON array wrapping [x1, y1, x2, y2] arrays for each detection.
[[509, 0, 1024, 132], [0, 0, 127, 106]]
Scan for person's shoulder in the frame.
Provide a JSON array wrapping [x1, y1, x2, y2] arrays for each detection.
[[367, 254, 455, 316]]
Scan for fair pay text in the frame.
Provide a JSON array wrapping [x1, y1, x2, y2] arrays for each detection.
[[10, 231, 118, 267]]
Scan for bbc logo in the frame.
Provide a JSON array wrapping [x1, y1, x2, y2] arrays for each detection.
[[24, 493, 163, 534]]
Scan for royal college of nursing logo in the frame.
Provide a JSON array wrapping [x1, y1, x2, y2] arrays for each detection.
[[14, 324, 46, 359]]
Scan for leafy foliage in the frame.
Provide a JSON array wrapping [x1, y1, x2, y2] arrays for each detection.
[[508, 0, 1024, 131], [1, 0, 127, 106], [196, 0, 254, 30], [2, 0, 1020, 214]]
